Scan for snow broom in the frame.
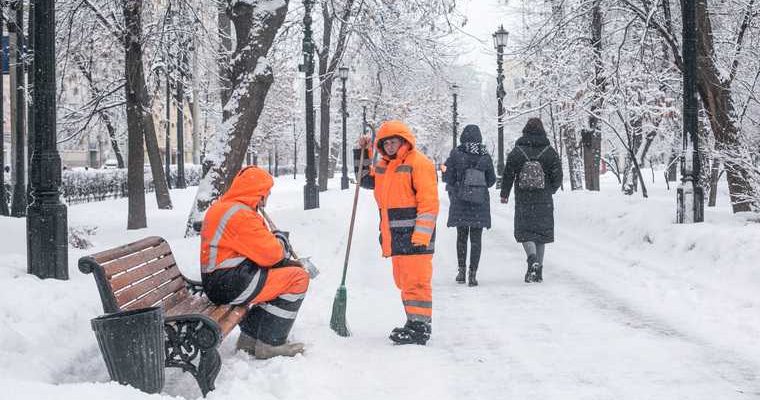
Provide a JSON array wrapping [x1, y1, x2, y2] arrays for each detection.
[[330, 145, 367, 337]]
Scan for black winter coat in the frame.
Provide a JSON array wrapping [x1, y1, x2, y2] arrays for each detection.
[[443, 141, 497, 228], [500, 132, 563, 243]]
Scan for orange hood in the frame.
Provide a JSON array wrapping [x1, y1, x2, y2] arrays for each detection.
[[220, 166, 274, 209], [375, 120, 417, 157]]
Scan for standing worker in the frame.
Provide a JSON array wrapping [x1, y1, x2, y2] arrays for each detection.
[[442, 124, 496, 286], [200, 166, 309, 359], [500, 118, 562, 283], [355, 120, 439, 345]]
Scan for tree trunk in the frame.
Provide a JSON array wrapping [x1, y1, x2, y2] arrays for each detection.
[[316, 5, 334, 192], [10, 0, 26, 217], [695, 0, 755, 212], [125, 2, 172, 210], [562, 124, 584, 190], [186, 0, 290, 236], [584, 0, 604, 191], [124, 0, 147, 229], [708, 158, 720, 207]]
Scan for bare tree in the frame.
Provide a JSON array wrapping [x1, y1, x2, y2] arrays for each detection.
[[186, 0, 290, 235]]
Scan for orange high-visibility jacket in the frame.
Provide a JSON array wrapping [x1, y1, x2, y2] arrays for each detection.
[[357, 121, 439, 257], [200, 167, 286, 274]]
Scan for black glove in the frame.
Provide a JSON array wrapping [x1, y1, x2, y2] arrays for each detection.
[[273, 230, 292, 258]]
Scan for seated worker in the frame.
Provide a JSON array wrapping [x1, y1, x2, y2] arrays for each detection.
[[200, 166, 309, 359]]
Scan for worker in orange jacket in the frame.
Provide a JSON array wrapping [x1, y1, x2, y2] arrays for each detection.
[[355, 120, 439, 345], [200, 166, 309, 359]]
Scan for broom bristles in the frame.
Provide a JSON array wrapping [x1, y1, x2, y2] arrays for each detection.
[[330, 285, 350, 337]]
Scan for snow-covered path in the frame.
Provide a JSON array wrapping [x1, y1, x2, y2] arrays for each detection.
[[2, 173, 759, 399]]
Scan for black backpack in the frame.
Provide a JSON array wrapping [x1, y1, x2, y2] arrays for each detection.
[[517, 146, 549, 191], [457, 161, 488, 204]]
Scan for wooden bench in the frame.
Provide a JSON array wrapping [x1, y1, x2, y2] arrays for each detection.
[[79, 236, 248, 396]]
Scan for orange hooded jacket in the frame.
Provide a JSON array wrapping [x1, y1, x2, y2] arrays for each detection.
[[358, 121, 439, 257], [200, 166, 286, 274]]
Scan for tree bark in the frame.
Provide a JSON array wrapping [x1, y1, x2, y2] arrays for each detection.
[[562, 124, 584, 190], [124, 0, 147, 229], [584, 0, 604, 191], [186, 0, 290, 236], [124, 0, 172, 211], [694, 0, 754, 212]]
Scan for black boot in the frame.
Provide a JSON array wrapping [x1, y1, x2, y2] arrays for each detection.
[[468, 267, 478, 286], [535, 263, 543, 283], [389, 321, 431, 345], [524, 255, 539, 283], [456, 265, 466, 284]]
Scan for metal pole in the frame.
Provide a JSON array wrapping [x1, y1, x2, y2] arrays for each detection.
[[302, 0, 318, 209], [27, 0, 68, 279], [496, 44, 505, 175], [340, 76, 348, 190], [0, 3, 8, 216], [164, 73, 172, 189], [677, 0, 704, 223]]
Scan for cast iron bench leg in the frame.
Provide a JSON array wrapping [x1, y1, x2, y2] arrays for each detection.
[[164, 318, 222, 397]]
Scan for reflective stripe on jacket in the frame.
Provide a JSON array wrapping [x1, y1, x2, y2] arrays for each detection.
[[200, 167, 286, 274]]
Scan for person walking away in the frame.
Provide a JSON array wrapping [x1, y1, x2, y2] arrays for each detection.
[[355, 120, 439, 345], [200, 166, 309, 359], [442, 124, 496, 286], [499, 118, 562, 283]]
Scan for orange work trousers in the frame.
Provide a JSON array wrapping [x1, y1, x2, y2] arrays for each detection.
[[391, 254, 433, 324], [250, 266, 309, 305]]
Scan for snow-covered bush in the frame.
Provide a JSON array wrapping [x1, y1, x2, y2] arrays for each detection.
[[61, 165, 201, 205]]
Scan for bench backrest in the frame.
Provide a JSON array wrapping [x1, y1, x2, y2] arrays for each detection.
[[79, 236, 190, 314]]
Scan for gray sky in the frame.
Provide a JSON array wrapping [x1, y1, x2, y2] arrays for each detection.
[[453, 0, 522, 75]]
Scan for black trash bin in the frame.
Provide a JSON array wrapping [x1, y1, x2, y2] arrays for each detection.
[[91, 306, 165, 394]]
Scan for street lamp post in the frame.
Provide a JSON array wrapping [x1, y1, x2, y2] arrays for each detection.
[[27, 0, 68, 279], [451, 84, 459, 149], [301, 0, 319, 209], [339, 66, 349, 190], [493, 25, 509, 176], [677, 0, 704, 223]]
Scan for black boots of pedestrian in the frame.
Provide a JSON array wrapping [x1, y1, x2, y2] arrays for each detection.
[[468, 267, 478, 286], [389, 320, 431, 345], [455, 266, 466, 284], [524, 255, 543, 283]]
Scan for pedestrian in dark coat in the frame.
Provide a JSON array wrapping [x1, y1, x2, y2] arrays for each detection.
[[442, 124, 496, 286], [500, 118, 562, 283]]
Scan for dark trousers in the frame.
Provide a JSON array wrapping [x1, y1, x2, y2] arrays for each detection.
[[456, 227, 483, 270]]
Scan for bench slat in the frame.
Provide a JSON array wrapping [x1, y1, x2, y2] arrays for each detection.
[[89, 236, 165, 265], [110, 254, 178, 292], [103, 242, 173, 278], [161, 290, 190, 312], [166, 295, 216, 317], [123, 277, 186, 311], [114, 265, 183, 307]]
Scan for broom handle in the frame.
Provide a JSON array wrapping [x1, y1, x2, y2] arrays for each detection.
[[260, 208, 301, 260], [340, 146, 366, 286]]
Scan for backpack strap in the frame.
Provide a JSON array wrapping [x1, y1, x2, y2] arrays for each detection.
[[517, 146, 549, 161], [536, 146, 550, 159], [516, 146, 531, 161]]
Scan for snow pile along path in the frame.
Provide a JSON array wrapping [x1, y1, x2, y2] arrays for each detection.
[[0, 173, 758, 399]]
